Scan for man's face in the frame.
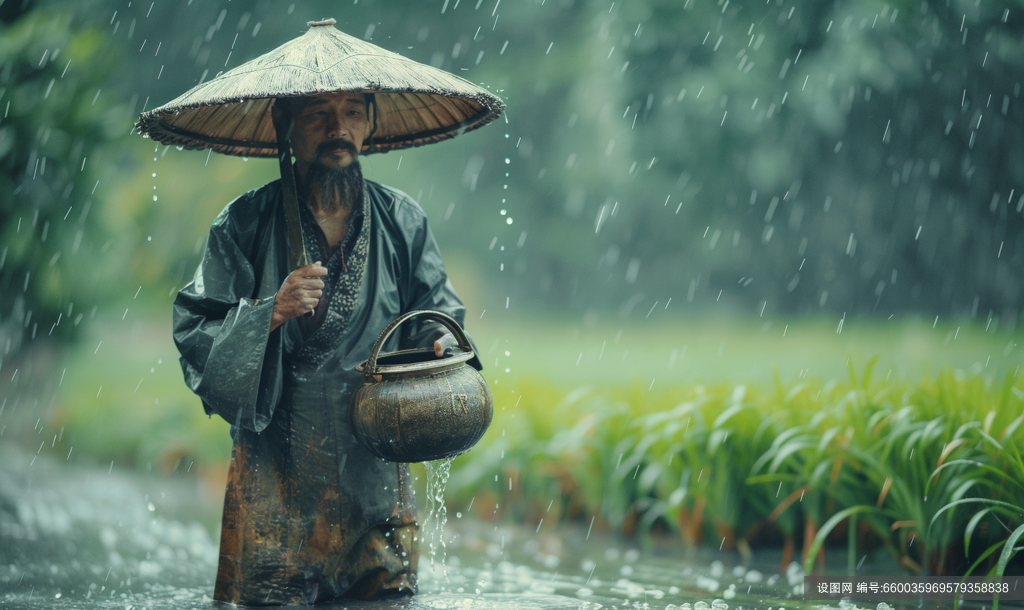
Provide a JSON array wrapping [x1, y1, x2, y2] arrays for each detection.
[[288, 92, 371, 176]]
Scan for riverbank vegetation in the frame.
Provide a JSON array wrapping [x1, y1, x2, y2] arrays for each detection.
[[447, 359, 1024, 582]]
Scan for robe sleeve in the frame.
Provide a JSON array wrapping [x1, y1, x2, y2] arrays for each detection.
[[172, 203, 284, 432], [397, 205, 484, 372]]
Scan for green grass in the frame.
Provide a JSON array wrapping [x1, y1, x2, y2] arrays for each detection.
[[49, 310, 234, 472], [52, 309, 1019, 469], [468, 311, 1021, 388], [446, 359, 1023, 589]]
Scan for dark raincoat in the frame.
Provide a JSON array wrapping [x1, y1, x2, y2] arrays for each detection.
[[172, 177, 481, 605]]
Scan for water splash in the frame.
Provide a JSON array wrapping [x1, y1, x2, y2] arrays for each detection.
[[423, 456, 456, 581]]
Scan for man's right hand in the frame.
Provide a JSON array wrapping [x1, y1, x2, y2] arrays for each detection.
[[270, 262, 328, 332]]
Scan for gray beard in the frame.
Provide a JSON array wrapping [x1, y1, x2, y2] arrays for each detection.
[[304, 160, 363, 213]]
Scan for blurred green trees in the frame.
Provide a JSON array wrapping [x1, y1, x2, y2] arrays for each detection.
[[2, 0, 1023, 369], [612, 0, 1024, 319], [468, 0, 1022, 320], [0, 1, 123, 365]]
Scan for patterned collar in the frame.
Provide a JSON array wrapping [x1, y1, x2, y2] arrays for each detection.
[[293, 182, 372, 364]]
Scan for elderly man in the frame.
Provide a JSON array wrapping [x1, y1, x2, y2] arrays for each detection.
[[141, 19, 502, 606]]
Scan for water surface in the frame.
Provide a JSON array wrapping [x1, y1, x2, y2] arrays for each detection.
[[0, 449, 1006, 610]]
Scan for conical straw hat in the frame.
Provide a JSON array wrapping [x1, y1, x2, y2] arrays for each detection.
[[136, 19, 504, 157]]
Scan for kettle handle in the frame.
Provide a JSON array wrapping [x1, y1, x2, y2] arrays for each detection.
[[365, 310, 474, 375]]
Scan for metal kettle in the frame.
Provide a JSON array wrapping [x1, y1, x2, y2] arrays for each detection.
[[350, 310, 493, 462]]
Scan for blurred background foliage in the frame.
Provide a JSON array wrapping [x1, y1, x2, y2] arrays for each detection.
[[0, 0, 123, 362], [3, 0, 1023, 369]]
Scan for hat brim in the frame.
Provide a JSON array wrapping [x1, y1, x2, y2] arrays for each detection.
[[136, 21, 504, 157]]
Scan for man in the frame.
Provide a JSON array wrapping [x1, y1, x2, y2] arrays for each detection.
[[172, 89, 482, 605], [150, 20, 502, 606]]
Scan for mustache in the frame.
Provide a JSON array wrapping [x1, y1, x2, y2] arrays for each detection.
[[316, 138, 358, 157]]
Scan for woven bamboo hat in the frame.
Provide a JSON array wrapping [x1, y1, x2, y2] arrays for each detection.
[[136, 18, 504, 157]]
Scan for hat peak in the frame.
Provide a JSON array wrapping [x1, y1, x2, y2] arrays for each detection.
[[307, 18, 336, 27]]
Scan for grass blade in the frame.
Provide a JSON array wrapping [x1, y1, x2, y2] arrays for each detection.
[[955, 540, 1007, 610], [803, 505, 887, 574], [964, 509, 991, 556], [930, 498, 1023, 530], [992, 522, 1024, 610]]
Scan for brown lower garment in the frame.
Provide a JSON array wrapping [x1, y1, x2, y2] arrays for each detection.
[[213, 384, 419, 606]]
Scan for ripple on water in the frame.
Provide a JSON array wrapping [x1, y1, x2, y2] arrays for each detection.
[[407, 592, 593, 609]]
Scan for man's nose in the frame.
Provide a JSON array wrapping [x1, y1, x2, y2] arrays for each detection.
[[325, 112, 347, 139]]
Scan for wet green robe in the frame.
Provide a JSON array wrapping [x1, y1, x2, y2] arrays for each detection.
[[172, 178, 480, 605]]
